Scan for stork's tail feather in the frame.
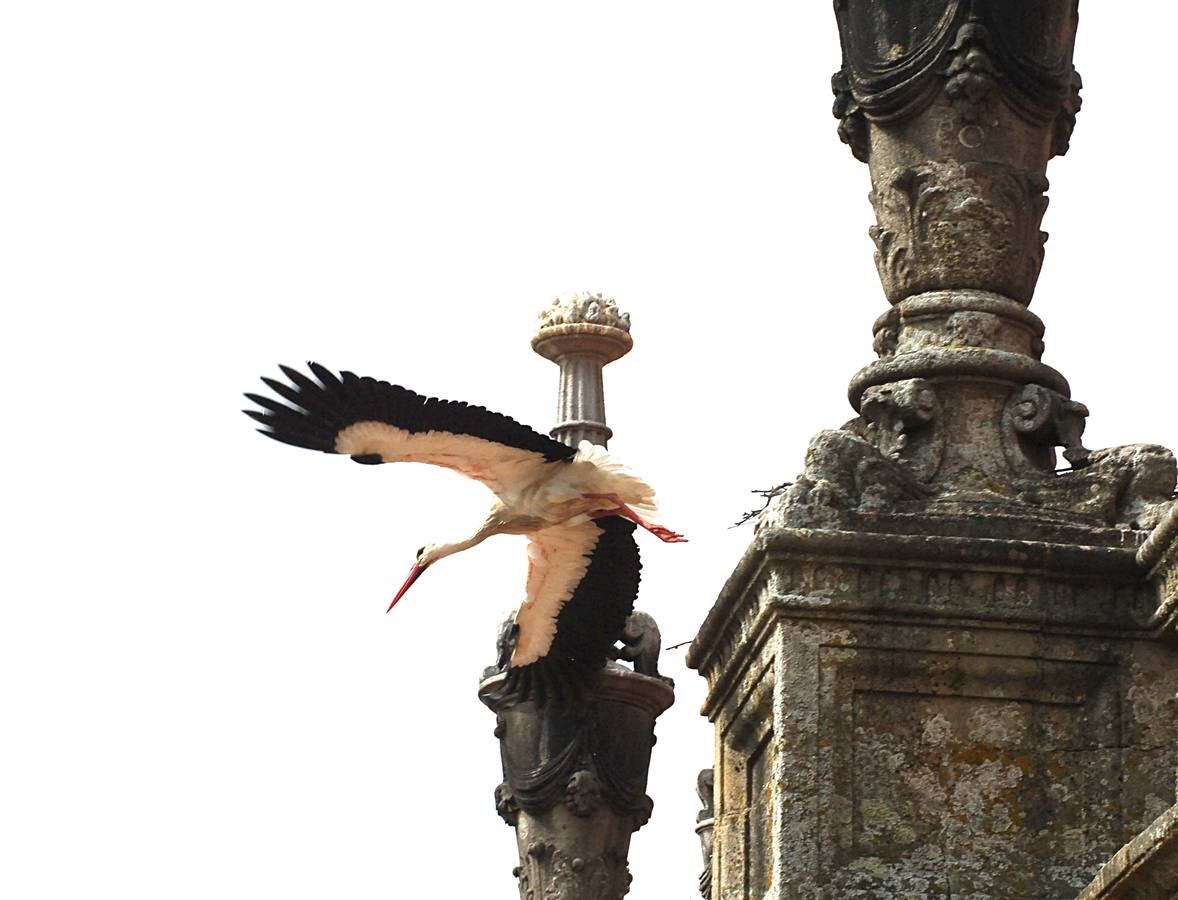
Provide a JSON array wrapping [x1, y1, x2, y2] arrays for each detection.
[[487, 657, 598, 708], [573, 441, 659, 514]]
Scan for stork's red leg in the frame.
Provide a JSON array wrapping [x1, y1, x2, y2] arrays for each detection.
[[584, 493, 687, 542]]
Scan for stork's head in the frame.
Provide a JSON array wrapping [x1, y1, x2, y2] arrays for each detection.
[[387, 544, 449, 612]]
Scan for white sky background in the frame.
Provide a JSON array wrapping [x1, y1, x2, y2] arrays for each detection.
[[3, 3, 1175, 897]]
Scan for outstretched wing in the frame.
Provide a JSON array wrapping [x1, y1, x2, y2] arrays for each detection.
[[498, 516, 641, 704], [244, 363, 576, 495]]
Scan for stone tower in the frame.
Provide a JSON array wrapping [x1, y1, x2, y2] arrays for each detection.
[[688, 3, 1178, 897]]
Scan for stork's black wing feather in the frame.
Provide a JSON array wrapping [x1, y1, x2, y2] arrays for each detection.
[[244, 362, 576, 467], [495, 517, 641, 706]]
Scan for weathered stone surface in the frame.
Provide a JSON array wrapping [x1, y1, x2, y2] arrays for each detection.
[[689, 529, 1178, 899]]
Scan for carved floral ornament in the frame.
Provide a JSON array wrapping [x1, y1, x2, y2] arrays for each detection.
[[868, 160, 1049, 303], [831, 0, 1081, 162], [538, 292, 631, 332]]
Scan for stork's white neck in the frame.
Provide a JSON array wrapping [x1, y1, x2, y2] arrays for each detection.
[[420, 510, 504, 567]]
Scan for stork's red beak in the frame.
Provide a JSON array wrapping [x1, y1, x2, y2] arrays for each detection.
[[388, 562, 428, 612]]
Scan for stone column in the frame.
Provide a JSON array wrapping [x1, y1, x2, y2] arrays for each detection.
[[481, 297, 673, 900], [690, 4, 1178, 898], [531, 292, 632, 449]]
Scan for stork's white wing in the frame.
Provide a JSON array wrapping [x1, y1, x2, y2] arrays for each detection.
[[335, 421, 555, 497], [512, 519, 602, 666], [244, 363, 576, 497]]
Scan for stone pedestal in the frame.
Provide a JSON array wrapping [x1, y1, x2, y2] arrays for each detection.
[[689, 3, 1178, 897], [480, 660, 673, 900], [691, 524, 1178, 897]]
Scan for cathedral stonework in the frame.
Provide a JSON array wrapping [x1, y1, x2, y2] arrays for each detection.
[[689, 2, 1178, 897]]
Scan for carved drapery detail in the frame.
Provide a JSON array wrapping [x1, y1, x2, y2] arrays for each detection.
[[831, 0, 1081, 163], [869, 162, 1049, 304]]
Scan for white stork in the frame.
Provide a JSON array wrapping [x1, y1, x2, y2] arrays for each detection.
[[244, 363, 684, 703]]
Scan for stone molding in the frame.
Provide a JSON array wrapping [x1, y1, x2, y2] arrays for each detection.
[[688, 526, 1149, 706]]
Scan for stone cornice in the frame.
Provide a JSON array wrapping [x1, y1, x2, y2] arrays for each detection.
[[688, 525, 1146, 681]]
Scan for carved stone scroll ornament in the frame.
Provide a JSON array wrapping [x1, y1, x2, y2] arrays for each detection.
[[831, 0, 1082, 164], [868, 161, 1049, 304], [995, 383, 1176, 528], [1004, 383, 1091, 472]]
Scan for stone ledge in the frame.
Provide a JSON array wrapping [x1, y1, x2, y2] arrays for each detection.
[[689, 526, 1145, 679], [1077, 803, 1178, 899]]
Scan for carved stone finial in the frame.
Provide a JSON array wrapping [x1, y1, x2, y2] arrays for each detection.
[[538, 292, 631, 333]]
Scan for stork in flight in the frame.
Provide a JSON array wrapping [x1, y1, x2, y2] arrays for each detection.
[[243, 363, 685, 702]]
